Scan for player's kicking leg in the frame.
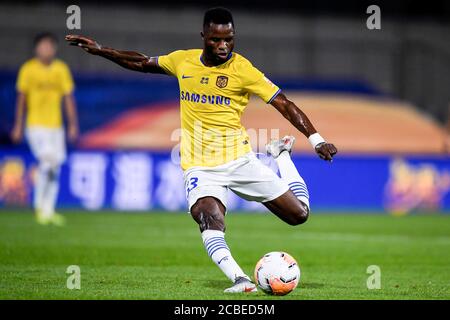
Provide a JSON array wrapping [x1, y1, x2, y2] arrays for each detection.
[[190, 197, 257, 293], [265, 136, 310, 225]]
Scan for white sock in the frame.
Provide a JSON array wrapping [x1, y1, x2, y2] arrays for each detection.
[[201, 230, 247, 282], [41, 166, 60, 218], [275, 151, 310, 208], [34, 164, 48, 212]]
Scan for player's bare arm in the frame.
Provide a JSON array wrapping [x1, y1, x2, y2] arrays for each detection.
[[64, 94, 79, 142], [11, 91, 26, 143], [65, 35, 165, 74], [270, 92, 338, 161]]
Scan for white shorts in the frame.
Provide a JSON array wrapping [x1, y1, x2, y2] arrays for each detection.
[[26, 127, 66, 166], [184, 152, 290, 212]]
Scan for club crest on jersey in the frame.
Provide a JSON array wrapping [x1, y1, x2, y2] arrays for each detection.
[[216, 76, 228, 88]]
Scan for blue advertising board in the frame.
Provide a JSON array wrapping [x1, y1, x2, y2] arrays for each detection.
[[0, 149, 449, 214]]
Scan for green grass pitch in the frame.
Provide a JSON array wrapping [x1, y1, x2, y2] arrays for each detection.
[[0, 210, 449, 300]]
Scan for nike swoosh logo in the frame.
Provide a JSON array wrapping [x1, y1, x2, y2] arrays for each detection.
[[218, 256, 229, 265], [182, 75, 193, 79]]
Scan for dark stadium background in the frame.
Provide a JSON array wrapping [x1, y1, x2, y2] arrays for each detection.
[[1, 0, 449, 213]]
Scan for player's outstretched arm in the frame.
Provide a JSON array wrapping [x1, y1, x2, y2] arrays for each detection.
[[270, 92, 338, 161], [65, 35, 165, 74]]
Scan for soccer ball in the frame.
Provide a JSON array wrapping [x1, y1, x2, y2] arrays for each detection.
[[254, 251, 300, 295]]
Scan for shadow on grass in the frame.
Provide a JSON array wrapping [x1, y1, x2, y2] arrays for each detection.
[[204, 280, 326, 291], [300, 282, 325, 289], [204, 280, 232, 289]]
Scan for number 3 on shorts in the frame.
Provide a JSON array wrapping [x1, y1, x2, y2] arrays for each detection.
[[187, 177, 198, 195]]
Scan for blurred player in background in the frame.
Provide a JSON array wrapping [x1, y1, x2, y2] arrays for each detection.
[[11, 32, 78, 226], [66, 8, 336, 292]]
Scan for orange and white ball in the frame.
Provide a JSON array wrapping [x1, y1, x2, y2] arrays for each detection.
[[254, 251, 300, 295]]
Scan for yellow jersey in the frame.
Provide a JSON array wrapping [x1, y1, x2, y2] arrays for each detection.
[[16, 58, 74, 128], [158, 49, 280, 170]]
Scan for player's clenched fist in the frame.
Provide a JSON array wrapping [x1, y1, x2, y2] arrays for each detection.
[[65, 35, 102, 54], [315, 142, 338, 162]]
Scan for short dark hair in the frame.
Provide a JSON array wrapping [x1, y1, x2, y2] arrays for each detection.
[[33, 32, 58, 47], [203, 7, 234, 29]]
